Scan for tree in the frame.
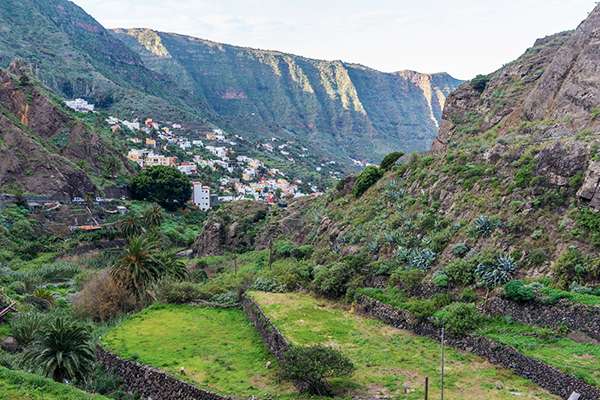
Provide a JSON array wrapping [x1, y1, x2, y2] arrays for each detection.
[[119, 214, 144, 238], [105, 156, 121, 179], [130, 166, 192, 211], [352, 165, 384, 197], [110, 235, 162, 298], [142, 204, 164, 230], [379, 151, 404, 171], [84, 193, 94, 210], [21, 315, 94, 383], [279, 344, 355, 396]]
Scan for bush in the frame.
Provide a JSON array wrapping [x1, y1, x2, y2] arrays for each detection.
[[312, 262, 351, 299], [432, 270, 448, 288], [446, 259, 474, 286], [442, 302, 484, 336], [157, 280, 202, 304], [292, 245, 314, 260], [470, 74, 490, 92], [209, 291, 238, 305], [72, 272, 135, 322], [433, 293, 452, 308], [279, 345, 355, 395], [451, 243, 469, 258], [380, 152, 404, 171], [407, 300, 436, 320], [352, 166, 383, 197], [570, 281, 592, 294], [252, 277, 288, 293], [504, 280, 535, 302], [459, 288, 477, 303]]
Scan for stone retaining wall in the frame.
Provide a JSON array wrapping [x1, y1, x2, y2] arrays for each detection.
[[95, 343, 236, 400], [356, 295, 600, 400], [240, 294, 291, 362], [487, 297, 600, 341]]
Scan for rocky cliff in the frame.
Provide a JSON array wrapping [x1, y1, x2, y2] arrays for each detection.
[[111, 28, 463, 163], [0, 62, 135, 199]]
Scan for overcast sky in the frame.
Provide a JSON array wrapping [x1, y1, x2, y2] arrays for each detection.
[[70, 0, 595, 80]]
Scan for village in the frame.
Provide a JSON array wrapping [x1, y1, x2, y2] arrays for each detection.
[[104, 115, 329, 210]]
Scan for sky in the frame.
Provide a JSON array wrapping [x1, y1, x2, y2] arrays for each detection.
[[70, 0, 596, 80]]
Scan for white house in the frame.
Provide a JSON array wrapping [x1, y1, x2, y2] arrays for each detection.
[[192, 140, 204, 147], [122, 120, 140, 131], [65, 99, 94, 112], [192, 183, 211, 211]]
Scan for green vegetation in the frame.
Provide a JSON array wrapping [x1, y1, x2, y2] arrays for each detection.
[[504, 280, 536, 303], [470, 74, 490, 92], [0, 365, 112, 400], [102, 303, 291, 397], [250, 291, 558, 399], [352, 166, 384, 197], [130, 166, 192, 210]]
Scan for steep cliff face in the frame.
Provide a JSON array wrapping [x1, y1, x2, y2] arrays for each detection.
[[432, 31, 573, 151], [111, 28, 463, 162], [0, 63, 135, 199]]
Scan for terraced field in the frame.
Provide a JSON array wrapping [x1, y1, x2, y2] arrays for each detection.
[[250, 291, 560, 400], [101, 303, 295, 398]]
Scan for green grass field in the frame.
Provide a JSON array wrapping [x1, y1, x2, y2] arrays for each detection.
[[250, 291, 560, 400], [0, 366, 111, 400], [101, 303, 294, 398]]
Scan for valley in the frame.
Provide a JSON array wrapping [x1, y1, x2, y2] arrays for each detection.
[[1, 1, 600, 400]]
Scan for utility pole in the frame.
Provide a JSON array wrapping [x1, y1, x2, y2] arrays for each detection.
[[425, 376, 428, 400], [441, 328, 444, 400]]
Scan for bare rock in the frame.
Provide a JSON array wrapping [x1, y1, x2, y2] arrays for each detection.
[[577, 160, 600, 208], [534, 141, 587, 186], [483, 143, 507, 165], [0, 336, 19, 353]]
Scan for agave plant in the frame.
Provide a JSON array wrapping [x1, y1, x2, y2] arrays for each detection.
[[396, 247, 409, 260], [385, 230, 403, 245], [407, 248, 436, 271], [331, 244, 341, 254], [474, 254, 518, 288], [367, 241, 380, 254], [421, 236, 432, 246], [473, 215, 499, 237]]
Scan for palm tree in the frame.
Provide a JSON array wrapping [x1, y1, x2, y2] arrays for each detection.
[[105, 156, 121, 179], [111, 235, 161, 297], [21, 316, 94, 383], [143, 204, 164, 230], [84, 193, 94, 210], [119, 214, 144, 238], [156, 250, 188, 281]]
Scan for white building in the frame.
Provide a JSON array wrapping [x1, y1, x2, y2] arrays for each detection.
[[65, 98, 94, 112], [192, 183, 211, 211], [122, 120, 140, 131], [192, 140, 204, 147]]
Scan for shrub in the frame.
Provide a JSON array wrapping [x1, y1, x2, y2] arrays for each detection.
[[407, 300, 436, 320], [252, 277, 288, 293], [312, 262, 351, 299], [352, 166, 384, 197], [451, 243, 469, 258], [209, 291, 238, 305], [277, 244, 294, 258], [504, 280, 535, 302], [552, 248, 585, 290], [442, 302, 484, 336], [72, 272, 135, 322], [380, 152, 404, 171], [157, 280, 203, 304], [459, 288, 477, 303], [432, 270, 448, 288], [433, 293, 452, 308], [470, 74, 490, 92], [279, 345, 355, 395], [570, 281, 592, 294], [446, 259, 474, 286], [292, 245, 314, 260]]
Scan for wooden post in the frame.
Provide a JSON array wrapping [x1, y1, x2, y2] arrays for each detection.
[[441, 328, 444, 400], [425, 376, 428, 400]]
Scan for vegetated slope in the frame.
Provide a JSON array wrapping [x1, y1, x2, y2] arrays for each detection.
[[250, 291, 559, 399], [0, 0, 211, 123], [0, 61, 135, 198], [111, 28, 464, 163]]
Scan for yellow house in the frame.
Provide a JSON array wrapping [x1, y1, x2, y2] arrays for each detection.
[[146, 138, 156, 147]]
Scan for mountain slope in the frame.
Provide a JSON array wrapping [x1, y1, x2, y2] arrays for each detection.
[[111, 28, 463, 162], [0, 61, 135, 199], [0, 0, 211, 122]]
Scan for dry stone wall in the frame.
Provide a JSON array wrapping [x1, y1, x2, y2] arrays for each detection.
[[487, 297, 600, 341], [356, 295, 600, 400], [95, 343, 236, 400], [240, 294, 291, 362]]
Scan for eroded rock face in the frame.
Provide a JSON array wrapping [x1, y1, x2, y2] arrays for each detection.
[[534, 141, 587, 186], [578, 160, 600, 208]]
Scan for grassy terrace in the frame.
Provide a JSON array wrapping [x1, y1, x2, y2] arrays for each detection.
[[101, 303, 294, 398], [250, 291, 559, 400], [0, 366, 111, 400]]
